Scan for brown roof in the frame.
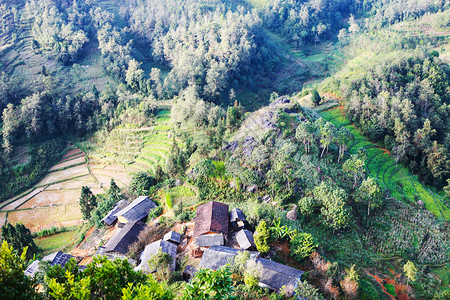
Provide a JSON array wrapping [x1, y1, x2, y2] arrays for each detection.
[[193, 201, 229, 238]]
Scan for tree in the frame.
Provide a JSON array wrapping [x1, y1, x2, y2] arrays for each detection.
[[313, 182, 351, 230], [296, 121, 316, 154], [79, 186, 97, 220], [147, 249, 173, 281], [121, 278, 173, 300], [254, 220, 271, 254], [129, 172, 156, 195], [125, 59, 144, 92], [0, 241, 39, 300], [356, 177, 384, 216], [343, 154, 366, 189], [182, 267, 235, 300], [403, 261, 417, 286], [294, 279, 324, 300], [290, 231, 317, 260], [1, 223, 38, 260], [47, 270, 90, 300], [107, 179, 121, 201], [317, 119, 336, 157], [336, 127, 354, 163], [2, 103, 20, 155], [311, 89, 321, 107], [425, 141, 449, 182]]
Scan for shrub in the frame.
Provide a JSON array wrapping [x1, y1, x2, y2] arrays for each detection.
[[254, 221, 271, 254], [290, 231, 317, 261]]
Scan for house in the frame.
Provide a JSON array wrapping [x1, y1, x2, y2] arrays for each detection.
[[25, 251, 74, 277], [42, 251, 74, 267], [135, 239, 177, 273], [257, 258, 304, 292], [95, 247, 136, 265], [193, 201, 229, 247], [235, 229, 256, 250], [195, 234, 224, 247], [114, 196, 157, 224], [199, 245, 259, 270], [103, 220, 147, 255], [230, 208, 246, 227], [24, 260, 41, 277], [102, 199, 128, 225], [163, 230, 181, 245]]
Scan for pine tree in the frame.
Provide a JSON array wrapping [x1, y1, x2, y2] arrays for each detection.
[[311, 89, 321, 106], [79, 186, 97, 220], [108, 179, 121, 201]]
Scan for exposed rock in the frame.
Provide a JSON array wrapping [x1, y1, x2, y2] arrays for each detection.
[[417, 200, 424, 207], [175, 179, 182, 186], [223, 140, 238, 152], [270, 96, 290, 106], [242, 136, 257, 157], [230, 180, 237, 189], [262, 195, 271, 203], [286, 204, 297, 221], [246, 185, 257, 193]]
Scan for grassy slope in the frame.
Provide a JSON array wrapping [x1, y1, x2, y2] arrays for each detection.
[[319, 106, 450, 220], [34, 230, 78, 256]]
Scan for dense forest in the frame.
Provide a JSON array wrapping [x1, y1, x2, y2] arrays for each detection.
[[0, 0, 449, 299]]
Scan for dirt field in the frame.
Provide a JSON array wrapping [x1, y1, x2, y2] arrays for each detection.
[[49, 156, 85, 171], [1, 187, 45, 211], [7, 203, 84, 232], [37, 164, 90, 186], [62, 148, 83, 159], [45, 175, 99, 190], [0, 212, 7, 227]]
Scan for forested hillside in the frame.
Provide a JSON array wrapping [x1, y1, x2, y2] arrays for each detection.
[[0, 0, 449, 299]]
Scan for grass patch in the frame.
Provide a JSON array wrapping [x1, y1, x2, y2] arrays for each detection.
[[384, 284, 396, 296], [34, 230, 78, 255]]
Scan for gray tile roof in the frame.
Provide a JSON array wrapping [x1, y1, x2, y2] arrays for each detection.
[[235, 229, 256, 250], [199, 245, 259, 270], [24, 260, 40, 277], [102, 200, 129, 225], [42, 251, 74, 267], [257, 258, 304, 291], [135, 239, 177, 273], [163, 230, 181, 245], [196, 234, 224, 247], [103, 220, 147, 255], [114, 196, 157, 222], [95, 246, 137, 265], [230, 208, 246, 222]]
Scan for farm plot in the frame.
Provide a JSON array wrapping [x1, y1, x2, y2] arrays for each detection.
[[49, 156, 85, 171], [34, 230, 78, 255], [320, 107, 450, 220], [7, 203, 84, 232]]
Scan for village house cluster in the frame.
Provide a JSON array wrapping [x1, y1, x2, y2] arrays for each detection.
[[25, 198, 304, 292]]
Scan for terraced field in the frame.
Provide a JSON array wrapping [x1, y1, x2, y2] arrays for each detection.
[[320, 107, 450, 220], [90, 110, 175, 176]]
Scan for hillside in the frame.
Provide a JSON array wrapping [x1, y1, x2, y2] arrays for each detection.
[[0, 0, 449, 299]]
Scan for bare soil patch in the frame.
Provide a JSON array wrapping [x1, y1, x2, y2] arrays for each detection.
[[50, 156, 85, 171], [46, 175, 98, 190], [62, 148, 83, 159], [0, 212, 7, 227], [17, 188, 103, 209], [91, 171, 130, 187], [1, 187, 45, 211], [7, 203, 83, 232], [37, 164, 90, 186]]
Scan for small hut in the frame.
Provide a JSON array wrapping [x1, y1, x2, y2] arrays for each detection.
[[163, 231, 181, 245], [258, 258, 304, 291], [195, 234, 224, 247], [230, 208, 246, 228], [193, 201, 229, 245], [235, 229, 256, 250]]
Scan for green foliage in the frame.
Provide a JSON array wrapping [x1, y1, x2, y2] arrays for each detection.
[[107, 179, 122, 201], [129, 172, 156, 195], [121, 278, 174, 300], [1, 223, 38, 260], [404, 260, 418, 285], [356, 177, 384, 216], [254, 220, 271, 254], [293, 279, 324, 300], [182, 267, 235, 300], [79, 186, 97, 220], [290, 231, 317, 260], [0, 241, 39, 300], [311, 89, 321, 107], [48, 270, 91, 300], [165, 193, 173, 210], [243, 259, 262, 290], [45, 256, 147, 300], [147, 248, 173, 282]]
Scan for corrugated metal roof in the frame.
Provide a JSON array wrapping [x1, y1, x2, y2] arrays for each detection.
[[258, 258, 304, 291], [103, 220, 147, 255], [193, 201, 229, 238], [163, 231, 181, 244], [235, 229, 256, 250], [42, 251, 73, 267], [102, 200, 129, 225], [230, 208, 246, 222], [199, 245, 259, 270], [195, 234, 224, 247], [135, 239, 177, 273], [114, 196, 157, 222]]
